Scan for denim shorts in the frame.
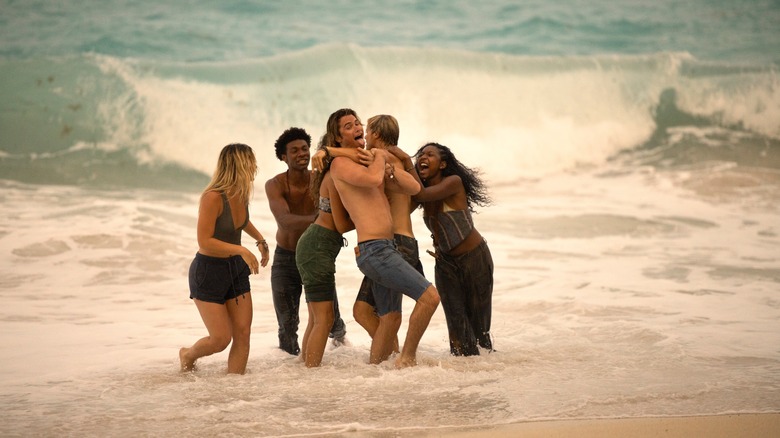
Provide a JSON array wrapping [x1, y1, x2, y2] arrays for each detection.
[[355, 239, 431, 316], [356, 234, 424, 308], [188, 252, 250, 304], [296, 224, 343, 302]]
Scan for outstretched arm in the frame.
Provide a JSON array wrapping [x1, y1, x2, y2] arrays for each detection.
[[331, 151, 386, 188], [385, 160, 420, 195], [264, 178, 316, 232], [311, 147, 373, 171], [412, 174, 464, 204]]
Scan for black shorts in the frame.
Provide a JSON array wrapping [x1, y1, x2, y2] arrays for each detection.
[[188, 253, 251, 304]]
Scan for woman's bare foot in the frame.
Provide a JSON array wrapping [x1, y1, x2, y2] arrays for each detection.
[[394, 354, 417, 369], [179, 347, 196, 372]]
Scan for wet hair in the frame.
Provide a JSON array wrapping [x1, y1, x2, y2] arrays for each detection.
[[203, 143, 257, 205], [310, 108, 361, 200], [273, 127, 311, 161], [414, 142, 491, 212], [366, 114, 399, 147]]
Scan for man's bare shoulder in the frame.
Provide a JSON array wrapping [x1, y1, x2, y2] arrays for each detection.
[[330, 156, 358, 175], [265, 172, 287, 189]]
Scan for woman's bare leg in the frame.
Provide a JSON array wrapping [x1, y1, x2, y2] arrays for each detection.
[[225, 293, 253, 374], [304, 301, 334, 368], [180, 299, 232, 371]]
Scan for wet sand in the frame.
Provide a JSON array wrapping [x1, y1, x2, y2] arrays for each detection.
[[429, 413, 780, 438]]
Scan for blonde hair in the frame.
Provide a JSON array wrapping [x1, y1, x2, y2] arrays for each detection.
[[203, 143, 257, 205], [367, 114, 399, 146]]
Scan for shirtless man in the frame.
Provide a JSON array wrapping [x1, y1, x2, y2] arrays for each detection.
[[265, 127, 345, 356], [316, 115, 426, 354], [325, 108, 440, 368]]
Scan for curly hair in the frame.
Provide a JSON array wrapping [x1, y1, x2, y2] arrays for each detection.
[[414, 142, 491, 212], [273, 127, 311, 161]]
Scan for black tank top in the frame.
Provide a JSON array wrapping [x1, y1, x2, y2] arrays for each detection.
[[213, 192, 248, 245]]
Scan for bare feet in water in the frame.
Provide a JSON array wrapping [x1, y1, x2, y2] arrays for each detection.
[[394, 354, 417, 369], [179, 347, 196, 372]]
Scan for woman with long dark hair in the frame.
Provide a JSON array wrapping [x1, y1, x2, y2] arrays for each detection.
[[412, 142, 494, 356]]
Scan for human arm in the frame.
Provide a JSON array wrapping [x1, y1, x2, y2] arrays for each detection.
[[311, 147, 373, 171], [197, 191, 260, 273], [324, 175, 355, 234], [384, 160, 420, 196], [411, 174, 466, 205], [243, 220, 270, 268], [264, 177, 317, 231], [330, 151, 386, 188], [387, 145, 425, 188]]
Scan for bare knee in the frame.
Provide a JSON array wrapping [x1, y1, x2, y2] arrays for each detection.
[[232, 324, 251, 344], [353, 301, 375, 326], [381, 312, 402, 332], [211, 334, 232, 352], [420, 285, 440, 309]]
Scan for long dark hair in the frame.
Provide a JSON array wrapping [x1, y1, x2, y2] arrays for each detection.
[[415, 142, 491, 212]]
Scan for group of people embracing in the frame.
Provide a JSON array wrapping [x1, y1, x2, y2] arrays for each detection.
[[179, 108, 494, 374]]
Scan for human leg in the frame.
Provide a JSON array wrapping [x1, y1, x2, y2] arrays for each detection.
[[370, 311, 402, 364], [396, 285, 440, 368], [225, 292, 253, 374], [180, 299, 233, 371], [330, 296, 347, 343], [435, 255, 480, 356], [354, 275, 378, 331], [296, 224, 343, 366], [304, 301, 335, 367], [355, 239, 436, 367], [271, 247, 302, 355], [463, 240, 494, 351]]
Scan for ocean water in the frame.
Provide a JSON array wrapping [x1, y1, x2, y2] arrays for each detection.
[[1, 0, 779, 436]]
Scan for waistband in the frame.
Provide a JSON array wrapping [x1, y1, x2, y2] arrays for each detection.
[[194, 252, 241, 263], [393, 233, 418, 247], [274, 246, 296, 256], [433, 238, 488, 262], [357, 238, 394, 249]]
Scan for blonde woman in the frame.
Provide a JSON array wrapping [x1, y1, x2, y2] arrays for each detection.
[[180, 143, 270, 374]]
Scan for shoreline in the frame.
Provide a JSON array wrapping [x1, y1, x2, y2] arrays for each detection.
[[427, 413, 780, 438]]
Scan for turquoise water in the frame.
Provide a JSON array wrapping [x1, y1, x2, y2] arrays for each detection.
[[1, 0, 779, 188], [2, 0, 778, 62], [1, 2, 779, 436]]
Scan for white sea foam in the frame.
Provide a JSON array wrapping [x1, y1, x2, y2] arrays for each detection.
[[1, 154, 778, 436]]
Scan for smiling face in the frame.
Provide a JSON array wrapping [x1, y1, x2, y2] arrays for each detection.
[[336, 114, 365, 149], [283, 138, 310, 171], [416, 144, 445, 180]]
